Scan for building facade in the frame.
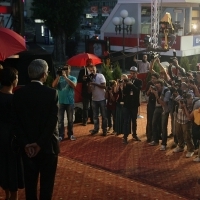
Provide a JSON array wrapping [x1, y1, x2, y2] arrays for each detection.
[[82, 0, 117, 26]]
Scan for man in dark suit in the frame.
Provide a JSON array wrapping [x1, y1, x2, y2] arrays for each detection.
[[13, 59, 59, 200], [122, 66, 142, 144], [77, 58, 93, 126]]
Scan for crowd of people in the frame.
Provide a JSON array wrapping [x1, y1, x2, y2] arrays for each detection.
[[1, 54, 200, 199], [77, 56, 200, 161]]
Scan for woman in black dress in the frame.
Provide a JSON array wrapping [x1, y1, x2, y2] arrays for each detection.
[[115, 74, 129, 135], [0, 67, 24, 200]]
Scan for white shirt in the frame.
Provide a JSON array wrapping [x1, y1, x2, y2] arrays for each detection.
[[91, 73, 106, 101], [136, 60, 150, 73]]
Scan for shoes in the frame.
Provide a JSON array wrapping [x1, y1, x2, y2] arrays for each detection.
[[90, 130, 99, 135], [107, 127, 112, 133], [149, 141, 159, 146], [70, 135, 76, 141], [160, 145, 166, 151], [82, 122, 87, 126], [123, 138, 128, 144], [132, 135, 141, 141], [193, 156, 200, 162], [112, 131, 117, 135], [173, 146, 184, 153], [186, 151, 194, 158], [59, 136, 64, 142]]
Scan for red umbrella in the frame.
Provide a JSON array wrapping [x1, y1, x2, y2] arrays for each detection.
[[67, 53, 102, 67], [0, 27, 27, 61]]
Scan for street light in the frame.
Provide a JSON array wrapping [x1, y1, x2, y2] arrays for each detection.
[[112, 10, 135, 72]]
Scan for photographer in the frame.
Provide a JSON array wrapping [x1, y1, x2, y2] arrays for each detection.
[[115, 75, 129, 135], [168, 58, 186, 82], [122, 67, 142, 144], [145, 73, 159, 142], [173, 95, 195, 158], [105, 80, 118, 133], [169, 87, 179, 148], [88, 65, 108, 136], [52, 65, 77, 141], [77, 59, 94, 126], [149, 79, 171, 151], [188, 78, 200, 97], [180, 82, 194, 98]]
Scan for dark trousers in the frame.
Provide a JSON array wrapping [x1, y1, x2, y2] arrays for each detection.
[[107, 108, 116, 131], [146, 103, 155, 141], [152, 107, 162, 143], [22, 152, 58, 200], [82, 96, 93, 123], [123, 106, 138, 139]]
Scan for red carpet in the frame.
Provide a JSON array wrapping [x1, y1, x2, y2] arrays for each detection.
[[1, 103, 200, 199]]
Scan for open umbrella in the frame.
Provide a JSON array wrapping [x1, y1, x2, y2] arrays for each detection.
[[67, 53, 102, 67], [0, 27, 27, 61]]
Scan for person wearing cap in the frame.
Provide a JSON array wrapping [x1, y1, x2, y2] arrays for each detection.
[[77, 58, 94, 126], [133, 54, 150, 74], [122, 66, 142, 143]]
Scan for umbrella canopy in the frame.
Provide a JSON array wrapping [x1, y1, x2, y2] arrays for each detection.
[[67, 53, 102, 67], [0, 27, 27, 61]]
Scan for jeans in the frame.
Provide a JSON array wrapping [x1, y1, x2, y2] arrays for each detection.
[[58, 104, 74, 138], [123, 107, 138, 139], [92, 100, 107, 132], [82, 96, 93, 123], [107, 109, 116, 131]]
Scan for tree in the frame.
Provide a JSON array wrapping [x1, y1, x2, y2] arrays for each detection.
[[101, 63, 113, 85], [190, 55, 198, 71], [31, 0, 90, 66], [112, 63, 122, 80], [180, 57, 190, 72]]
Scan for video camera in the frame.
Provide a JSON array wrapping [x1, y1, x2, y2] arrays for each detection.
[[150, 85, 157, 91], [56, 66, 69, 76], [149, 51, 160, 60], [85, 73, 94, 82]]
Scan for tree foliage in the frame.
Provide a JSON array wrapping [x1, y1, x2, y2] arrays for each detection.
[[190, 55, 198, 71], [31, 0, 90, 64], [112, 62, 122, 80], [31, 0, 89, 37], [180, 57, 190, 72], [101, 63, 113, 85]]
